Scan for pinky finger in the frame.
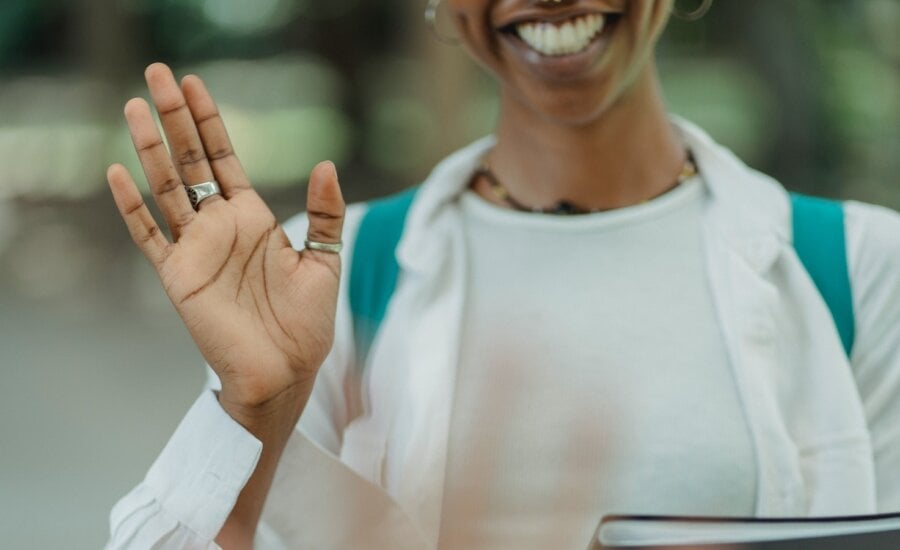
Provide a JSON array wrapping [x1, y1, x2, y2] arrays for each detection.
[[107, 164, 171, 267]]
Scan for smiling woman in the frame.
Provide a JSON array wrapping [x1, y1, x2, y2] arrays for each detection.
[[105, 1, 900, 549]]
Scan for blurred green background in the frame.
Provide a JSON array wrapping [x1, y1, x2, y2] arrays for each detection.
[[0, 0, 898, 547]]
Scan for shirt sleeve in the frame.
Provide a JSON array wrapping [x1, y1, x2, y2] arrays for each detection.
[[106, 390, 263, 549], [845, 201, 900, 511]]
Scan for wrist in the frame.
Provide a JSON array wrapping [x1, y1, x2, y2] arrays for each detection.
[[218, 380, 313, 440]]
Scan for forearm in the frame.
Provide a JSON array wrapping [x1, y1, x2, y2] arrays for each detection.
[[216, 380, 315, 549]]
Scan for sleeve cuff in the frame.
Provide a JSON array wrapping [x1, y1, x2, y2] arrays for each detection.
[[144, 389, 263, 540]]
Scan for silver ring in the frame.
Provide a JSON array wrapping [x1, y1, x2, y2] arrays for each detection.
[[184, 181, 222, 210], [305, 239, 343, 254]]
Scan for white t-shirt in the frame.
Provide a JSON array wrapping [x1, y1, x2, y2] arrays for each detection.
[[439, 178, 757, 549]]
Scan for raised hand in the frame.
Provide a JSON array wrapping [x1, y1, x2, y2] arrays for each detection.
[[107, 63, 346, 415]]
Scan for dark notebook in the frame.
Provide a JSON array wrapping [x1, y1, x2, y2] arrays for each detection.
[[589, 512, 900, 549]]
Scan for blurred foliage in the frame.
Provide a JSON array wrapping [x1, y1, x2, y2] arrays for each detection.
[[0, 0, 897, 206]]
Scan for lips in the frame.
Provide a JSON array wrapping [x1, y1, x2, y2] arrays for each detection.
[[495, 8, 622, 81], [515, 13, 606, 57], [497, 6, 622, 57]]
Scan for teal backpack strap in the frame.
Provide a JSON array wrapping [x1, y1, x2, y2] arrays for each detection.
[[349, 188, 418, 368], [790, 193, 855, 357]]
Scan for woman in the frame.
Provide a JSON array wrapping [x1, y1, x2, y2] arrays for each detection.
[[106, 1, 900, 548]]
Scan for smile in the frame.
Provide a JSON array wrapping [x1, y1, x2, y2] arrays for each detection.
[[499, 10, 620, 59], [496, 9, 622, 81], [515, 14, 606, 57]]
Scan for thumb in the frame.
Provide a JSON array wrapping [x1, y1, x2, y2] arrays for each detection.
[[305, 161, 345, 247]]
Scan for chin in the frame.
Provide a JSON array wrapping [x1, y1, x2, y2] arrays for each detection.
[[504, 74, 631, 129], [537, 99, 615, 128]]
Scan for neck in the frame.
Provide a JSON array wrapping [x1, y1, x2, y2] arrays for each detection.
[[482, 65, 686, 212]]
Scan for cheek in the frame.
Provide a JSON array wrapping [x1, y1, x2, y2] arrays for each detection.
[[606, 0, 671, 86], [444, 0, 503, 69], [626, 0, 674, 47]]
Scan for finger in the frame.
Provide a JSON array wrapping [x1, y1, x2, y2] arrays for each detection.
[[305, 161, 345, 246], [124, 97, 197, 239], [107, 163, 171, 267], [145, 63, 223, 207], [181, 74, 251, 198]]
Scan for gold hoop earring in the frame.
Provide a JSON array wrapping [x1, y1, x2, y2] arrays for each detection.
[[425, 0, 461, 45], [673, 0, 714, 21]]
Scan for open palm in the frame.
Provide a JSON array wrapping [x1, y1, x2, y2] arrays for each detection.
[[107, 64, 345, 409]]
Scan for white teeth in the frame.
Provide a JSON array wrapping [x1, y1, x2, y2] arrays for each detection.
[[515, 14, 606, 57]]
